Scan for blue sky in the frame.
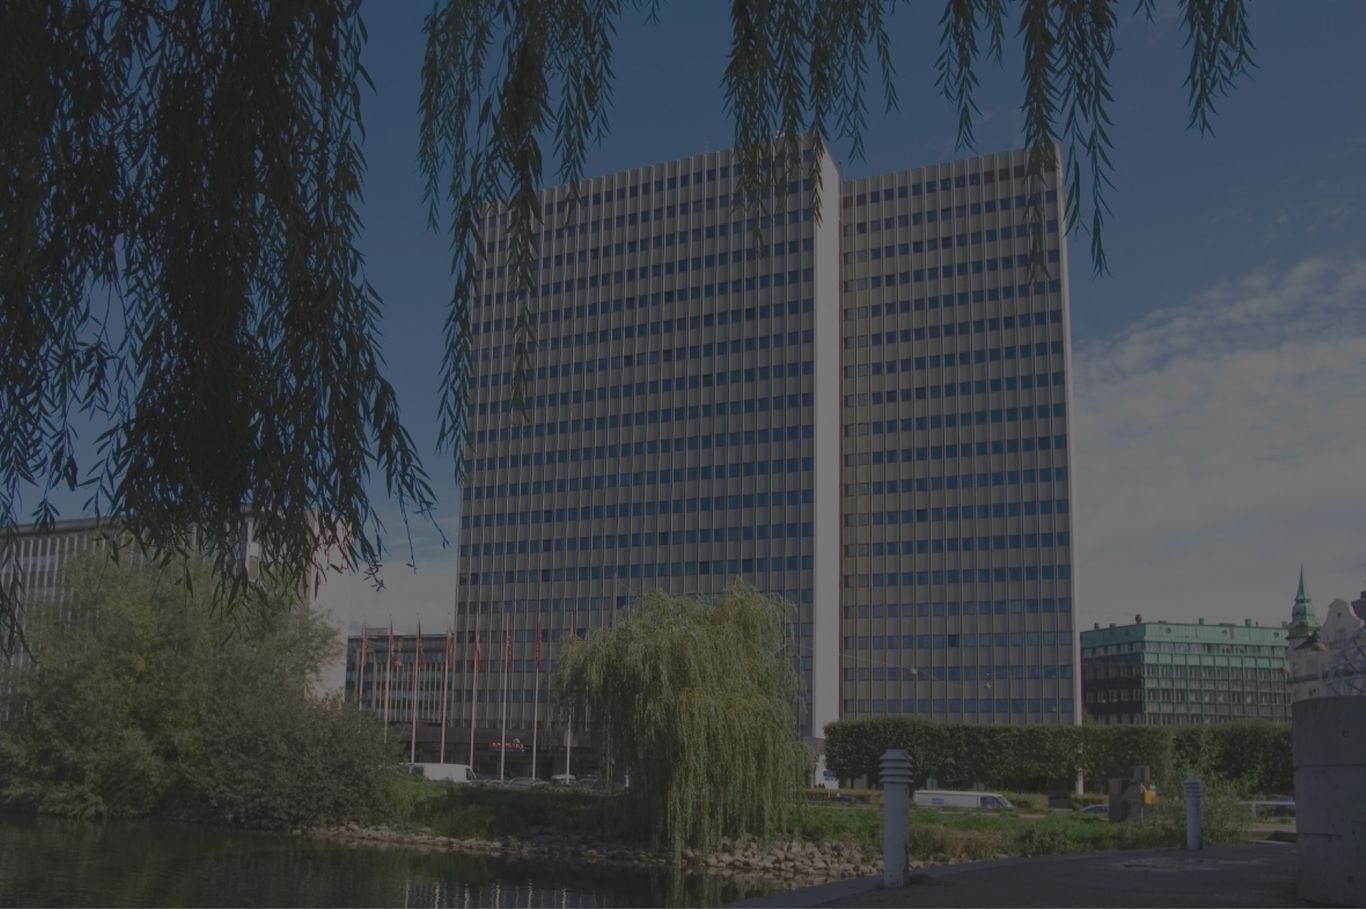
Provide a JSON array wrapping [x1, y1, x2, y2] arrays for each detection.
[[267, 2, 1366, 633]]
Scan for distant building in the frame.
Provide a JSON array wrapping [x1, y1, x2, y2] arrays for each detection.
[[1285, 569, 1366, 701], [343, 629, 569, 776], [1080, 616, 1289, 725]]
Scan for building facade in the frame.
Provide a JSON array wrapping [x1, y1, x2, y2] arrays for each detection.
[[1286, 571, 1366, 701], [455, 142, 1080, 744], [1081, 617, 1290, 725], [343, 629, 573, 775]]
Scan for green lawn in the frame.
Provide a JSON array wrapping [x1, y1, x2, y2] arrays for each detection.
[[795, 803, 1178, 860], [371, 777, 1240, 861]]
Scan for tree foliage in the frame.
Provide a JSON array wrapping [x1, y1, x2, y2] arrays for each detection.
[[0, 0, 437, 658], [0, 553, 394, 828], [552, 583, 807, 857], [2, 0, 1257, 654], [825, 717, 1291, 795], [419, 0, 1256, 475]]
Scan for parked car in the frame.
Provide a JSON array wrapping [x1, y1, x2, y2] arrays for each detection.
[[549, 773, 576, 785], [1074, 803, 1110, 819], [506, 776, 548, 788]]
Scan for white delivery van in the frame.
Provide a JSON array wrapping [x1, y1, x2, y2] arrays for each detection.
[[913, 790, 1014, 811], [404, 762, 478, 783]]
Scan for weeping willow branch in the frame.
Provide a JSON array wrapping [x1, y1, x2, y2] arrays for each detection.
[[3, 0, 1258, 655], [1, 0, 439, 656], [552, 584, 806, 857], [420, 0, 1254, 477]]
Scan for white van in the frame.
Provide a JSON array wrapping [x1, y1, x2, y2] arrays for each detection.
[[913, 789, 1014, 811], [404, 762, 478, 784]]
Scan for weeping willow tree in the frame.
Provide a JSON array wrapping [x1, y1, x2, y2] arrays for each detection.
[[553, 583, 807, 857], [3, 0, 1256, 656]]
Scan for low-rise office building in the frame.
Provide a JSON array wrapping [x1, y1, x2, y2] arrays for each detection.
[[343, 629, 574, 776], [1081, 616, 1289, 725]]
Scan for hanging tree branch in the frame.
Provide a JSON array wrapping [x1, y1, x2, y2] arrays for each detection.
[[3, 0, 1257, 656], [1, 0, 439, 656]]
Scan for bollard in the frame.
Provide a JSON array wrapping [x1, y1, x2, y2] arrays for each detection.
[[880, 749, 914, 887], [1184, 778, 1203, 851]]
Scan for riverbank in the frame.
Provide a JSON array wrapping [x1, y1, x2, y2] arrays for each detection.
[[332, 778, 1243, 889], [317, 822, 876, 889]]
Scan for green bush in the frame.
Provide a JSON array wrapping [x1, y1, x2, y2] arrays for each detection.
[[0, 555, 394, 829], [824, 718, 1291, 797], [823, 718, 1084, 792], [1147, 775, 1252, 845], [1001, 791, 1048, 812]]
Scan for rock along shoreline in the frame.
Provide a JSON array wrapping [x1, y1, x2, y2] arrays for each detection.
[[314, 822, 907, 889]]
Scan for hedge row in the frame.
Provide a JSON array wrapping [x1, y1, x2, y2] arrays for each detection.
[[824, 718, 1292, 795]]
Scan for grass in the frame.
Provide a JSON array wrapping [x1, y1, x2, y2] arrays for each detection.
[[371, 775, 620, 841], [369, 777, 1248, 864], [795, 802, 1239, 862]]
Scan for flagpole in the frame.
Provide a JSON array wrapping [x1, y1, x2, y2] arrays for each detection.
[[383, 654, 391, 744], [385, 619, 396, 744], [410, 624, 422, 764], [440, 626, 452, 765], [531, 615, 541, 780], [468, 609, 480, 769], [564, 605, 576, 779], [356, 623, 367, 708], [498, 613, 510, 781]]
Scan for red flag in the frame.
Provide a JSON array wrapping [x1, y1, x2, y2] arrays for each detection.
[[535, 617, 542, 670], [445, 627, 454, 672], [388, 620, 396, 669], [417, 622, 425, 669], [359, 624, 368, 664]]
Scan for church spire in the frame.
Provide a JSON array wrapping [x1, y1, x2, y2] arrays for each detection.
[[1288, 565, 1317, 640]]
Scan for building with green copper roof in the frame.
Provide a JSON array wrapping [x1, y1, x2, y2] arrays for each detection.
[[1080, 615, 1289, 725]]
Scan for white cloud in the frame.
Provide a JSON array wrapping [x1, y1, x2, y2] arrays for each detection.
[[1074, 256, 1366, 628]]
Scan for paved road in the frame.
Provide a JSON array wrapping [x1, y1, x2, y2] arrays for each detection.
[[729, 844, 1308, 908]]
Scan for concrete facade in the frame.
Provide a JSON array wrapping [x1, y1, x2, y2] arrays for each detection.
[[1292, 696, 1366, 907], [1080, 617, 1290, 725], [455, 143, 1079, 741]]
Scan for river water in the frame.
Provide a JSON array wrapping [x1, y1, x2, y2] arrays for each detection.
[[0, 814, 776, 907]]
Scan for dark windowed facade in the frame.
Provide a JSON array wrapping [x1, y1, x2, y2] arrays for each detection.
[[454, 144, 1081, 744]]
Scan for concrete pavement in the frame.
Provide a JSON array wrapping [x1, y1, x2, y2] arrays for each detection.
[[727, 843, 1309, 908]]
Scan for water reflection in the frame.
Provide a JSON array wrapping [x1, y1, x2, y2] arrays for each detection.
[[0, 815, 770, 908]]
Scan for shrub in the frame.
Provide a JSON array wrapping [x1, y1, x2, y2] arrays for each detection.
[[1146, 775, 1252, 845], [1002, 792, 1048, 812], [0, 555, 393, 829], [825, 718, 1290, 798]]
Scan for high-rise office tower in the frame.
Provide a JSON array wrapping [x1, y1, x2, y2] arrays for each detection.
[[455, 144, 1079, 751]]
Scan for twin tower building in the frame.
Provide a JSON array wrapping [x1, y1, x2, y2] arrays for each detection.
[[456, 142, 1080, 740]]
